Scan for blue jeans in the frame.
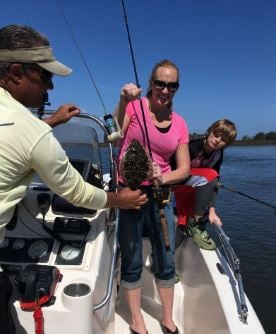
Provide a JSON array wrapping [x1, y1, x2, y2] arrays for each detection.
[[118, 188, 175, 289]]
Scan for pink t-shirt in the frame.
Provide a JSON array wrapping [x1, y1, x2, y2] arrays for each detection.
[[117, 97, 189, 185]]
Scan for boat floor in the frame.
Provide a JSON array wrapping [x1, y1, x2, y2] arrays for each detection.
[[114, 238, 188, 334], [115, 271, 180, 334], [114, 236, 264, 334], [116, 302, 164, 333]]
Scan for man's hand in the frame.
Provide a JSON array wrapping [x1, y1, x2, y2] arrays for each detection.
[[43, 104, 80, 127], [106, 187, 147, 210]]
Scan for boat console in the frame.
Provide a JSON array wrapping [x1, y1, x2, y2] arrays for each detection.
[[0, 156, 100, 266], [0, 113, 118, 334]]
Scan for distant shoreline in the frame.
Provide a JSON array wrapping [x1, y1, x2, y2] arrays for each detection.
[[231, 140, 276, 146], [99, 140, 276, 147]]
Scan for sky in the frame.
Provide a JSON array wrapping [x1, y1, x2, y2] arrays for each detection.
[[2, 0, 276, 138]]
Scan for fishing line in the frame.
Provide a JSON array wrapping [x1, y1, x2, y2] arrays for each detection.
[[120, 0, 152, 159], [218, 182, 276, 212], [55, 0, 107, 114], [55, 1, 122, 141]]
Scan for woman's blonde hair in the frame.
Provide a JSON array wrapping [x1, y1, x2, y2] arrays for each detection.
[[207, 119, 237, 146]]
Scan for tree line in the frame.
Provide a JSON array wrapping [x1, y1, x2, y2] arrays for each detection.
[[240, 131, 276, 142], [189, 131, 276, 142]]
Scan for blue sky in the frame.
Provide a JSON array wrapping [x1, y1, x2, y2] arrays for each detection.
[[2, 0, 276, 138]]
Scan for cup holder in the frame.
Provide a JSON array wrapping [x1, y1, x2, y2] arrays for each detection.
[[64, 283, 91, 297]]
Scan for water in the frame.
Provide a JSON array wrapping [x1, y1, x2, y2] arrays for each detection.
[[101, 145, 276, 333], [214, 146, 276, 333]]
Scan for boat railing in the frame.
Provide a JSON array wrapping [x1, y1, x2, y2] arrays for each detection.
[[93, 207, 119, 311], [215, 224, 248, 324], [70, 113, 119, 311]]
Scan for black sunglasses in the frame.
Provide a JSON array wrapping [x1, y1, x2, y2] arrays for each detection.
[[153, 79, 179, 93], [22, 64, 53, 82]]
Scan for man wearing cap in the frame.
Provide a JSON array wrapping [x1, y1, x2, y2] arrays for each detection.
[[0, 24, 147, 333]]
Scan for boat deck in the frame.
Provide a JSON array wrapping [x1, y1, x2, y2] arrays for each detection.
[[115, 269, 185, 333], [114, 237, 264, 334]]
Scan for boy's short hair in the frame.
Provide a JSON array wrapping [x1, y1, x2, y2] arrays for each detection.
[[207, 119, 237, 146]]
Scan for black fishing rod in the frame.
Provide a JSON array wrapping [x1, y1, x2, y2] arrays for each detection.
[[120, 0, 170, 250], [120, 0, 152, 158], [217, 182, 276, 211]]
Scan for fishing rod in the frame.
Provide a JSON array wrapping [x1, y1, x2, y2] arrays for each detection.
[[120, 0, 170, 250], [55, 0, 121, 142], [217, 182, 276, 211], [120, 0, 152, 158]]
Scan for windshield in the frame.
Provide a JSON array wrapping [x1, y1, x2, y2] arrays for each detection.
[[31, 114, 104, 185]]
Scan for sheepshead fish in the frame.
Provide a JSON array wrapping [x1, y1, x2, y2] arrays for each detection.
[[120, 139, 150, 190]]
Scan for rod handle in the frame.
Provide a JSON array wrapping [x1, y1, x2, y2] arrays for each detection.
[[153, 179, 171, 251]]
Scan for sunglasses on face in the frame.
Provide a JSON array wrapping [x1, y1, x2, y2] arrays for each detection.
[[22, 64, 53, 83], [32, 67, 53, 82], [153, 79, 179, 93]]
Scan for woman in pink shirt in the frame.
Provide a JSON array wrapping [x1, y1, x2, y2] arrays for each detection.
[[114, 60, 190, 334]]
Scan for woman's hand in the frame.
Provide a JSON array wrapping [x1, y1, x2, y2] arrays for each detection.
[[152, 161, 163, 185], [120, 83, 142, 103], [113, 83, 142, 133]]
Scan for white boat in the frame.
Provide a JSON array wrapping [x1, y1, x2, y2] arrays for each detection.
[[0, 112, 265, 334]]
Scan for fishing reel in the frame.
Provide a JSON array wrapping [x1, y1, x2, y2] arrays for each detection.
[[152, 185, 171, 206]]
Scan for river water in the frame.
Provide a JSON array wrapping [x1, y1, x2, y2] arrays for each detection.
[[211, 145, 276, 333], [103, 145, 276, 333]]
